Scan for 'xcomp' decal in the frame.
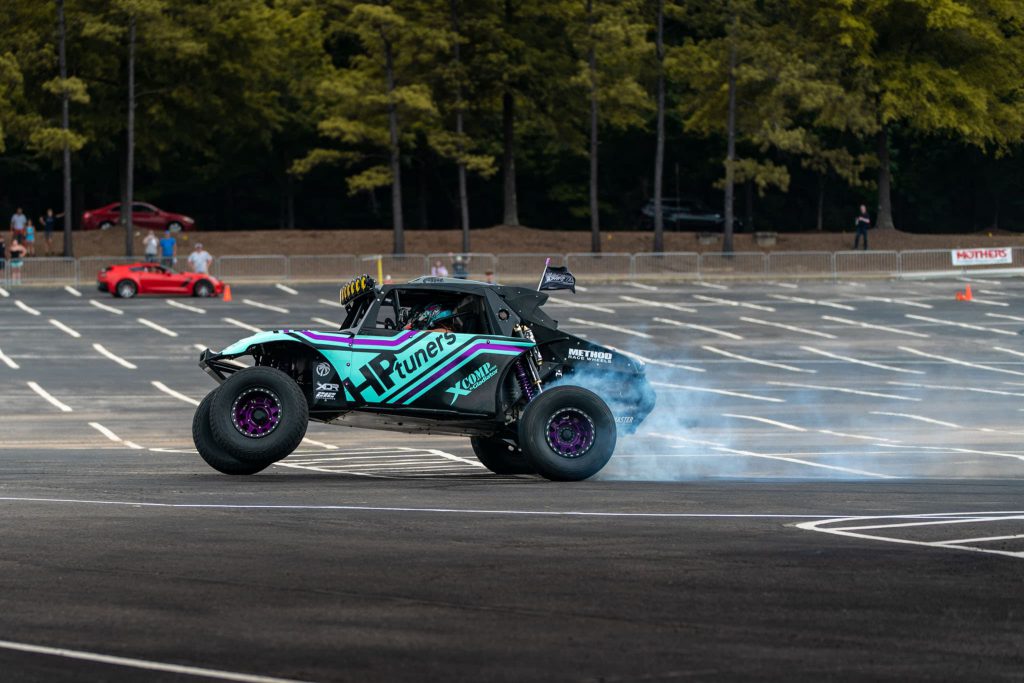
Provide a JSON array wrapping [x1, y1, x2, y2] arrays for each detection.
[[446, 362, 498, 405]]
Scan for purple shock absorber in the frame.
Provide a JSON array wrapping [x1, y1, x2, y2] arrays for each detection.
[[515, 360, 536, 402]]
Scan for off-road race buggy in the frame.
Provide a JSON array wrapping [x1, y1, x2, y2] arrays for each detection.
[[193, 275, 656, 481]]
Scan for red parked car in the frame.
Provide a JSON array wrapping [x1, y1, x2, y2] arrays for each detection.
[[81, 202, 196, 232], [97, 263, 224, 299]]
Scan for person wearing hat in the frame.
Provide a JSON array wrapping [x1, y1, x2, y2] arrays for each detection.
[[188, 242, 213, 274]]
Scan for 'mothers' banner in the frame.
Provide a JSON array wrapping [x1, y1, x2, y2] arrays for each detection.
[[951, 248, 1013, 267]]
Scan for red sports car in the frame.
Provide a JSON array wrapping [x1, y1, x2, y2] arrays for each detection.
[[81, 202, 195, 232], [97, 263, 224, 299]]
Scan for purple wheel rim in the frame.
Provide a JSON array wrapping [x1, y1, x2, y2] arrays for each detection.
[[231, 387, 282, 438], [545, 408, 595, 458]]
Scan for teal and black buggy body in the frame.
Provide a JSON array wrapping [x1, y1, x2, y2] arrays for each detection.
[[193, 276, 656, 481]]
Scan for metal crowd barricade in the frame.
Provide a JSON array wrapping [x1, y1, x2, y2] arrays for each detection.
[[766, 251, 834, 279], [426, 252, 498, 282], [897, 249, 957, 277], [632, 252, 700, 281], [215, 255, 289, 281], [361, 254, 428, 283], [834, 250, 899, 278], [495, 253, 564, 284], [288, 255, 360, 282], [565, 252, 633, 281], [15, 257, 78, 286], [699, 252, 767, 279]]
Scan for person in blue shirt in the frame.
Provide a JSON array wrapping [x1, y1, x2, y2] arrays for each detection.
[[159, 230, 176, 268]]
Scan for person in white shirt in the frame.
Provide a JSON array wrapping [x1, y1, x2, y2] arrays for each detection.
[[188, 243, 213, 274], [143, 230, 159, 263]]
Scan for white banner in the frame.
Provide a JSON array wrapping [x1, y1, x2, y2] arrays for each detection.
[[951, 247, 1013, 267]]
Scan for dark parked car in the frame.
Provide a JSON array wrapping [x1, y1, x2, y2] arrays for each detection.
[[81, 202, 195, 232], [640, 197, 741, 231]]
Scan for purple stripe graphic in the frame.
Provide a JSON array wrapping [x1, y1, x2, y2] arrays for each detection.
[[299, 330, 419, 347], [396, 342, 527, 403]]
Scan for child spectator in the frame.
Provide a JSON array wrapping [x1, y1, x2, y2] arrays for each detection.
[[24, 220, 35, 256]]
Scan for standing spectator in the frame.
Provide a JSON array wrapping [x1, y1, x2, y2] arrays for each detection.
[[159, 230, 176, 268], [0, 234, 6, 275], [451, 254, 469, 279], [853, 204, 871, 250], [24, 219, 35, 256], [143, 230, 159, 263], [10, 207, 27, 242], [430, 259, 449, 277], [188, 242, 213, 274], [8, 237, 25, 284], [40, 208, 61, 255]]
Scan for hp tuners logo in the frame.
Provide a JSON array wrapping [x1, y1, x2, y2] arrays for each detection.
[[446, 362, 498, 405], [569, 348, 612, 364]]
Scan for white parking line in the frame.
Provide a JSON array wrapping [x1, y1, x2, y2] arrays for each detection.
[[769, 294, 856, 311], [64, 286, 81, 297], [603, 345, 705, 373], [723, 413, 807, 432], [618, 295, 697, 313], [655, 317, 743, 340], [14, 300, 40, 316], [92, 343, 137, 370], [768, 381, 919, 401], [898, 346, 1024, 377], [888, 380, 1024, 398], [821, 315, 929, 338], [626, 282, 658, 291], [985, 312, 1024, 323], [0, 286, 8, 297], [568, 318, 652, 338], [275, 283, 299, 295], [302, 437, 338, 449], [800, 346, 924, 374], [739, 316, 835, 339], [547, 299, 616, 314], [47, 319, 81, 338], [773, 282, 799, 289], [992, 346, 1024, 360], [693, 295, 775, 312], [871, 411, 961, 429], [860, 295, 933, 309], [0, 639, 312, 683], [651, 381, 783, 403], [969, 298, 1010, 307], [311, 317, 339, 328], [905, 314, 1016, 336], [138, 318, 178, 337], [243, 299, 290, 314], [317, 298, 344, 308], [89, 299, 123, 315], [702, 345, 812, 373], [151, 381, 200, 406], [0, 348, 18, 369], [27, 381, 73, 412], [167, 300, 206, 314], [223, 317, 263, 333], [89, 421, 122, 442], [693, 281, 728, 290]]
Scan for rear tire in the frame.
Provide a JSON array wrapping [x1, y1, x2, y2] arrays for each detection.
[[193, 279, 213, 297], [210, 366, 308, 463], [115, 279, 137, 298], [470, 436, 534, 475], [168, 221, 183, 232], [193, 390, 269, 475], [518, 386, 616, 481]]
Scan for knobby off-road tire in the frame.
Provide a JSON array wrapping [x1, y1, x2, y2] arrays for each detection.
[[193, 390, 269, 475], [209, 366, 308, 464], [470, 436, 535, 475], [518, 386, 616, 481]]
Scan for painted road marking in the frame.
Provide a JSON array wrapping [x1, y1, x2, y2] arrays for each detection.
[[0, 348, 19, 369], [818, 429, 900, 444], [88, 422, 122, 442], [898, 346, 1024, 377], [821, 315, 929, 338], [651, 381, 783, 403], [167, 299, 206, 314], [604, 345, 705, 373], [89, 299, 123, 315], [0, 639, 312, 683], [702, 345, 813, 373], [275, 283, 299, 295], [768, 381, 919, 402], [860, 295, 932, 309], [0, 286, 8, 297], [871, 411, 961, 429], [547, 299, 616, 314], [888, 380, 1024, 398], [626, 282, 658, 291], [151, 381, 200, 406], [773, 282, 799, 289], [769, 294, 855, 311], [876, 443, 1024, 464], [992, 346, 1024, 360], [15, 300, 40, 316], [618, 295, 697, 313], [317, 298, 345, 308], [904, 314, 1016, 336], [63, 286, 81, 297], [693, 294, 775, 312], [224, 317, 263, 333], [986, 312, 1024, 323], [48, 319, 81, 338], [311, 317, 339, 328], [302, 437, 338, 449], [693, 281, 728, 290], [138, 318, 178, 337], [27, 381, 72, 412], [92, 343, 137, 370], [655, 317, 743, 340], [569, 318, 652, 338], [800, 346, 924, 374], [739, 316, 835, 339], [723, 413, 807, 432], [243, 299, 290, 314]]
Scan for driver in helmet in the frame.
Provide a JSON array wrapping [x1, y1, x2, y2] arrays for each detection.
[[404, 303, 457, 333]]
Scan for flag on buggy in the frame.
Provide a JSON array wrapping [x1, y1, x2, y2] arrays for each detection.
[[537, 261, 576, 293]]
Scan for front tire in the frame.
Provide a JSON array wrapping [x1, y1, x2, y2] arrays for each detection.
[[99, 221, 113, 230], [193, 279, 213, 297], [115, 279, 137, 298], [209, 366, 308, 463], [471, 436, 534, 475], [518, 386, 616, 481], [193, 390, 270, 475]]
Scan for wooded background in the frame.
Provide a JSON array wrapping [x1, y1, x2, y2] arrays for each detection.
[[2, 0, 1023, 255]]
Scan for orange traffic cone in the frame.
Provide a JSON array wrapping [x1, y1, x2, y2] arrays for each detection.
[[956, 291, 965, 301], [223, 284, 233, 302], [964, 284, 973, 301]]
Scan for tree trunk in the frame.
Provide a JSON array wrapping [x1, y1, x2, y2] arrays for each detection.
[[57, 0, 73, 256], [816, 175, 824, 231], [723, 38, 736, 254], [744, 179, 753, 232], [451, 0, 470, 252], [587, 0, 600, 253], [501, 91, 518, 226], [876, 127, 894, 230], [652, 0, 665, 254], [124, 15, 136, 257], [382, 31, 404, 254], [417, 159, 429, 229], [286, 174, 295, 229]]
